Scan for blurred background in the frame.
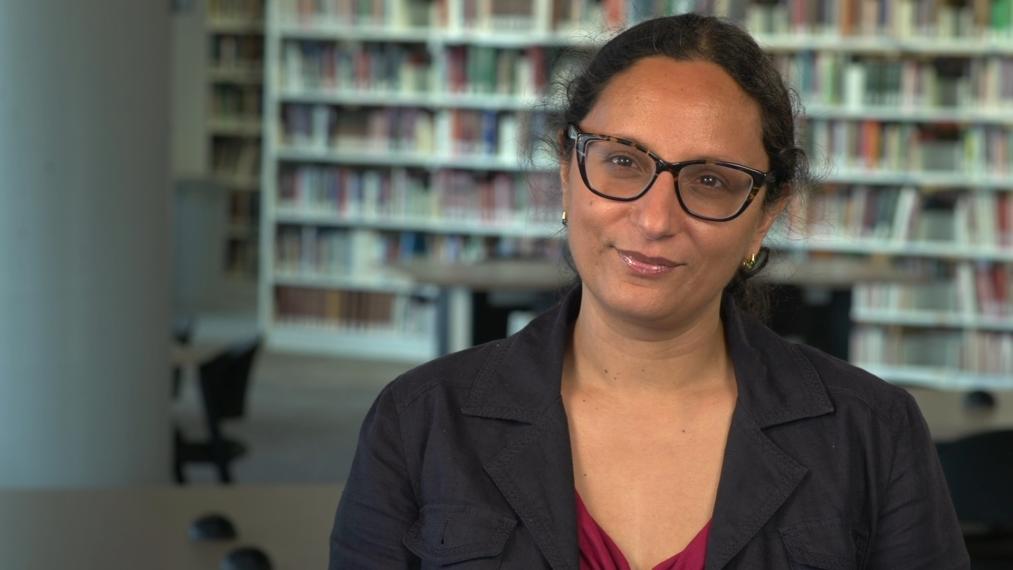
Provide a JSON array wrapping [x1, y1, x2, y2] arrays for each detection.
[[1, 0, 1013, 568]]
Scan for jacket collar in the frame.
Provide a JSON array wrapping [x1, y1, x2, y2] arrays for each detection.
[[462, 286, 835, 569], [463, 286, 834, 427]]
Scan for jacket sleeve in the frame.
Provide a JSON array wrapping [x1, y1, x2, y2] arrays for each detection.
[[866, 391, 969, 569], [330, 384, 420, 569]]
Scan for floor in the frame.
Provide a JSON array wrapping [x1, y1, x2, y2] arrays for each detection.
[[173, 346, 1013, 486], [174, 351, 419, 484]]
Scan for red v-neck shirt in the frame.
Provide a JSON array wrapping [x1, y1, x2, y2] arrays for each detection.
[[576, 492, 711, 570]]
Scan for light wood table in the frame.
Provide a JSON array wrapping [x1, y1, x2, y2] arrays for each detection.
[[0, 484, 341, 570]]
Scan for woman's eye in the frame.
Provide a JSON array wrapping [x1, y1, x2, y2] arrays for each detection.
[[694, 173, 726, 188], [607, 155, 638, 169]]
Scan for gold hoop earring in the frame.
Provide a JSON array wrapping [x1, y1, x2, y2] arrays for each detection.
[[561, 210, 567, 226], [742, 252, 758, 271]]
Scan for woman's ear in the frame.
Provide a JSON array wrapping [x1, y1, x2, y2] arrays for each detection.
[[558, 146, 572, 206], [749, 188, 789, 251]]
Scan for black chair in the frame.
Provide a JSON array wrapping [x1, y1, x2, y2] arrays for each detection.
[[174, 337, 262, 484], [936, 429, 1013, 568], [171, 318, 193, 400]]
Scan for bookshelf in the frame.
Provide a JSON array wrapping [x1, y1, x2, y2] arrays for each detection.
[[260, 0, 592, 360], [751, 0, 1013, 389], [207, 0, 266, 281], [259, 0, 1013, 385]]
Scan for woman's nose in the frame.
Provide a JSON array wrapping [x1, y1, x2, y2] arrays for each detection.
[[629, 171, 685, 239]]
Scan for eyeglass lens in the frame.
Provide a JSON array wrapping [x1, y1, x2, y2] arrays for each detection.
[[583, 138, 755, 220]]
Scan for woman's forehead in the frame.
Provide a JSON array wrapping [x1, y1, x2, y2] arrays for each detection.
[[584, 57, 766, 164]]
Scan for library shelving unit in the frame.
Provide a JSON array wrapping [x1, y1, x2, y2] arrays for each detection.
[[260, 0, 1013, 387], [748, 0, 1013, 389], [259, 0, 603, 361], [207, 0, 266, 281]]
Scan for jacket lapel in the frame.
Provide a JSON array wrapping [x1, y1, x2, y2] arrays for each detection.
[[461, 289, 580, 570], [481, 399, 578, 570], [459, 289, 836, 570], [704, 406, 808, 569], [704, 295, 835, 568]]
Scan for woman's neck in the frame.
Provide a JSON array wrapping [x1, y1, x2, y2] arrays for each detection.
[[565, 288, 735, 400]]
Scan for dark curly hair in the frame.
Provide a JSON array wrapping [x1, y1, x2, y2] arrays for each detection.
[[551, 13, 811, 318]]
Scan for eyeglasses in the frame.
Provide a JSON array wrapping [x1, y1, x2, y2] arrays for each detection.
[[566, 124, 772, 222]]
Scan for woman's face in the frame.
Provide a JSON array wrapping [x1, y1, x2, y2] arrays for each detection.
[[561, 56, 783, 331]]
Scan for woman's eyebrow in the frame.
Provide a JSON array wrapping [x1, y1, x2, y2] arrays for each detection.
[[600, 129, 759, 166]]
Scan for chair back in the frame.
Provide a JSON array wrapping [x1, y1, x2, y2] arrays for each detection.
[[936, 429, 1013, 528], [198, 337, 261, 426]]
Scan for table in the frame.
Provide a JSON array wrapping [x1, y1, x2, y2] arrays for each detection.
[[394, 259, 577, 354], [393, 257, 924, 356], [0, 484, 342, 570]]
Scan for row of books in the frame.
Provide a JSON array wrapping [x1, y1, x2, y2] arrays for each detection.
[[854, 261, 1013, 317], [278, 40, 1013, 114], [744, 0, 1013, 38], [279, 0, 1013, 38], [282, 41, 432, 93], [226, 237, 259, 276], [282, 0, 605, 33], [281, 42, 566, 99], [275, 226, 562, 275], [213, 36, 264, 69], [283, 0, 434, 28], [274, 285, 435, 334], [787, 185, 1013, 247], [211, 84, 263, 120], [210, 0, 265, 20], [775, 52, 1013, 110], [851, 326, 1013, 375], [802, 120, 1013, 174], [279, 104, 549, 159], [278, 165, 560, 224], [229, 192, 261, 226], [212, 138, 262, 180]]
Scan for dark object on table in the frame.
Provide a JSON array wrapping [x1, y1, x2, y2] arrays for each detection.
[[221, 546, 272, 570], [175, 337, 262, 484], [963, 390, 997, 412], [936, 430, 1013, 567], [188, 513, 237, 541]]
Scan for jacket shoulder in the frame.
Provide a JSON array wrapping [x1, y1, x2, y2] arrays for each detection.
[[793, 341, 918, 420], [383, 337, 510, 411]]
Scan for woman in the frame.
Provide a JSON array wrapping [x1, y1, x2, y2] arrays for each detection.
[[330, 14, 968, 569]]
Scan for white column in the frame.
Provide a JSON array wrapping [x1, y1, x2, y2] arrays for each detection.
[[0, 1, 171, 486]]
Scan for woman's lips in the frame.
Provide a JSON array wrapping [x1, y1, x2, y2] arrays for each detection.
[[616, 249, 680, 275]]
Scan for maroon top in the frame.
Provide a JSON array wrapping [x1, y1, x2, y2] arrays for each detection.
[[576, 492, 710, 570]]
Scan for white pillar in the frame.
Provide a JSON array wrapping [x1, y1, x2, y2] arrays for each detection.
[[0, 1, 171, 486]]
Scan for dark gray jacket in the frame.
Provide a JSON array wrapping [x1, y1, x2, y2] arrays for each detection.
[[330, 287, 969, 569]]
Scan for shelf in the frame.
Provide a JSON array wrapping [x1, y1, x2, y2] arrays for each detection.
[[275, 21, 598, 47], [272, 271, 428, 294], [227, 223, 258, 237], [274, 208, 561, 238], [278, 88, 545, 111], [275, 21, 433, 42], [767, 235, 1013, 262], [756, 34, 1013, 56], [208, 118, 263, 137], [803, 103, 1013, 126], [208, 66, 264, 84], [212, 174, 260, 192], [852, 308, 1013, 332], [275, 145, 547, 172], [822, 168, 1013, 189], [268, 322, 435, 361], [858, 363, 1013, 390], [208, 17, 264, 34]]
